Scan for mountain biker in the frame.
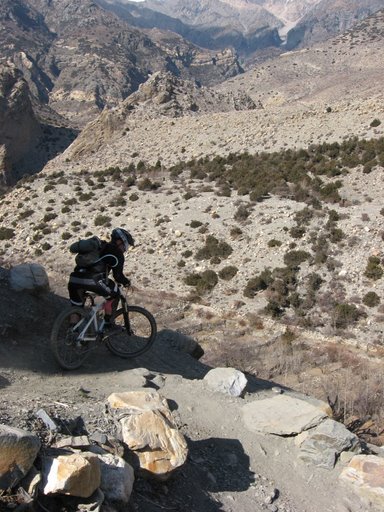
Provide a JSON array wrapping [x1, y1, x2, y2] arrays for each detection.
[[68, 228, 134, 328]]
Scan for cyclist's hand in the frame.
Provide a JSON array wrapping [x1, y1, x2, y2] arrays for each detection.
[[124, 279, 131, 289]]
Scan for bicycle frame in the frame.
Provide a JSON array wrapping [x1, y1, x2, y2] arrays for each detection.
[[73, 290, 131, 342], [73, 298, 105, 342]]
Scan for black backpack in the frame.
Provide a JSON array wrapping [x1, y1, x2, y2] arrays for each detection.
[[69, 236, 106, 271]]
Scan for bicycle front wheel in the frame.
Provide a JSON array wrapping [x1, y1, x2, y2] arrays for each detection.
[[50, 307, 91, 370], [105, 306, 157, 358]]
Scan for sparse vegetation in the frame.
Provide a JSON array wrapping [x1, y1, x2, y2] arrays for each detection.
[[332, 303, 362, 329], [94, 214, 112, 227], [364, 256, 383, 280], [0, 227, 15, 240], [195, 235, 233, 262], [184, 269, 219, 294], [363, 291, 380, 307], [218, 266, 238, 281]]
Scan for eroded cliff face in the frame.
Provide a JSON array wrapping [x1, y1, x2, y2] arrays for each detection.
[[0, 63, 41, 185], [286, 0, 384, 49], [0, 0, 243, 130]]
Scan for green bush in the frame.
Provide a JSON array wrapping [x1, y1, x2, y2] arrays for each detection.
[[244, 269, 272, 298], [43, 213, 57, 222], [264, 300, 284, 318], [0, 227, 15, 240], [364, 256, 383, 280], [78, 192, 94, 201], [362, 291, 380, 307], [41, 242, 52, 251], [218, 266, 238, 280], [190, 220, 203, 228], [230, 226, 243, 238], [184, 270, 218, 294], [284, 250, 311, 268], [332, 303, 361, 328], [63, 198, 77, 206], [370, 119, 381, 128], [129, 193, 139, 202], [183, 191, 195, 200], [234, 204, 251, 222], [195, 235, 233, 262], [138, 177, 160, 191], [94, 214, 112, 227], [268, 239, 282, 247], [307, 273, 323, 292], [19, 209, 35, 220], [290, 226, 306, 239]]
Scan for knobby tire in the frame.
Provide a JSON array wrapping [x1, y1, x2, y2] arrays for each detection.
[[50, 307, 92, 370], [105, 305, 157, 358]]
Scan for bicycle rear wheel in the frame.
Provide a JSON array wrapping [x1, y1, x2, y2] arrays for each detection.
[[105, 305, 157, 358], [50, 307, 91, 370]]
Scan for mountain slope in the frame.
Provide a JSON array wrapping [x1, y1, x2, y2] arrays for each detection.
[[99, 0, 283, 54], [286, 0, 384, 49], [101, 0, 383, 54], [0, 0, 242, 128], [38, 9, 384, 173]]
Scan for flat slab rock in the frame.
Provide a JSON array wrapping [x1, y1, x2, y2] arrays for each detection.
[[242, 394, 329, 436]]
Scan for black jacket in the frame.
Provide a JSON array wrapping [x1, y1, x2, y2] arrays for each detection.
[[98, 242, 130, 286], [73, 241, 130, 286]]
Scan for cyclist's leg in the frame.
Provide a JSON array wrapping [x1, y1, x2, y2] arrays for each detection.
[[68, 274, 86, 325], [100, 280, 120, 325]]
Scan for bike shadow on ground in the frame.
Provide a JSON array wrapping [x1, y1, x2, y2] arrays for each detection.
[[0, 326, 286, 396]]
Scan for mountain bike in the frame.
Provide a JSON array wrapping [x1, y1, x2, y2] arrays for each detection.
[[50, 289, 157, 370]]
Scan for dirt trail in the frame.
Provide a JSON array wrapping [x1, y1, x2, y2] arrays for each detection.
[[0, 304, 371, 512]]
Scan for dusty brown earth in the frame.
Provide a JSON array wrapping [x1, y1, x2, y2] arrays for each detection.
[[0, 273, 379, 512]]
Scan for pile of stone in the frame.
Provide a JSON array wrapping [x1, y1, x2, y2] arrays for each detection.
[[0, 390, 188, 511]]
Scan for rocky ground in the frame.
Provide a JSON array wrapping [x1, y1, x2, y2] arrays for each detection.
[[1, 9, 384, 512], [0, 276, 380, 512]]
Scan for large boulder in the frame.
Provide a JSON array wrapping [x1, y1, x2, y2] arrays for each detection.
[[340, 455, 384, 509], [0, 425, 41, 489], [242, 394, 329, 436], [10, 263, 49, 293], [204, 367, 248, 397], [107, 390, 188, 479], [42, 452, 101, 498], [298, 418, 360, 469]]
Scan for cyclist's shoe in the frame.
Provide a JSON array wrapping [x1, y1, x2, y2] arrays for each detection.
[[104, 322, 123, 333]]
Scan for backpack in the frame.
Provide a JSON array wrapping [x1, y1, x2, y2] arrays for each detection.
[[69, 236, 106, 271]]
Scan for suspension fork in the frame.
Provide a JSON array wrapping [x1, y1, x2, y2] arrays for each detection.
[[121, 296, 132, 335]]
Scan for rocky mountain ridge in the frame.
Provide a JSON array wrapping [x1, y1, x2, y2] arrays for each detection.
[[0, 0, 242, 126], [41, 10, 384, 172], [0, 0, 243, 183], [101, 0, 384, 55]]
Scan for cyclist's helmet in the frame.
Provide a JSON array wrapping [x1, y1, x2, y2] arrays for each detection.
[[111, 228, 135, 252]]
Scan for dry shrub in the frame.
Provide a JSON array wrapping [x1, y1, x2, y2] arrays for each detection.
[[323, 365, 384, 435], [246, 313, 264, 329]]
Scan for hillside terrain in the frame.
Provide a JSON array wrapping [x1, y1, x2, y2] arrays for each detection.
[[0, 0, 243, 184], [1, 5, 384, 512], [0, 268, 383, 512], [1, 0, 242, 119]]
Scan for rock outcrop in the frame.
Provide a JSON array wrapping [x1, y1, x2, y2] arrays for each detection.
[[67, 71, 259, 160], [0, 63, 41, 185], [107, 390, 188, 479]]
